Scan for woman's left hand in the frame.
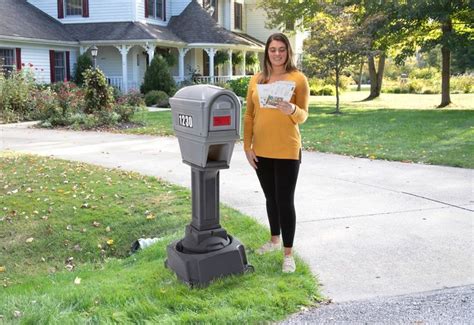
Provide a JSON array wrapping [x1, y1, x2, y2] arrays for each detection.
[[276, 101, 296, 115]]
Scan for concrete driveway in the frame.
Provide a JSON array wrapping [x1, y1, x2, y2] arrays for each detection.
[[1, 122, 473, 303]]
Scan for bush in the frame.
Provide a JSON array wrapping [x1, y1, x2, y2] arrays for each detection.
[[451, 74, 473, 94], [407, 80, 424, 93], [227, 77, 250, 97], [73, 53, 93, 86], [117, 89, 145, 107], [140, 55, 176, 95], [113, 104, 136, 123], [410, 67, 440, 80], [144, 90, 169, 107], [83, 68, 114, 114], [308, 78, 336, 96], [0, 69, 37, 122]]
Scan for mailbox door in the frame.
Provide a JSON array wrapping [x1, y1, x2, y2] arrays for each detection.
[[171, 99, 208, 137], [208, 95, 237, 132]]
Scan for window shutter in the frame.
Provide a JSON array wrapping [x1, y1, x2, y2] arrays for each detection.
[[82, 0, 89, 17], [15, 48, 22, 70], [49, 50, 55, 83], [145, 0, 149, 17], [66, 51, 71, 81], [58, 0, 64, 18], [163, 0, 166, 21]]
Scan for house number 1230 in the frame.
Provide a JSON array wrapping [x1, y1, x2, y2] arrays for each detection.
[[178, 114, 193, 128]]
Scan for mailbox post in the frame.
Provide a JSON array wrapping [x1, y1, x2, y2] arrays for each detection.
[[165, 85, 253, 286]]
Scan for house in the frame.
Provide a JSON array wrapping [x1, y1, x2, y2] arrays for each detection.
[[0, 0, 306, 92]]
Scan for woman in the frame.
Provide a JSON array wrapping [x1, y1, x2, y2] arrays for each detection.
[[244, 33, 309, 273]]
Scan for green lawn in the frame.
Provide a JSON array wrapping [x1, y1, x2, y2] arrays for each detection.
[[0, 153, 321, 323], [127, 92, 473, 168]]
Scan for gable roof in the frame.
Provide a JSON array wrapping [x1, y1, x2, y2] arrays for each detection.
[[0, 0, 77, 43], [64, 22, 182, 44], [168, 0, 264, 48]]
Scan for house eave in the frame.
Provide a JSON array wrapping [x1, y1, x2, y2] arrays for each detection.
[[187, 43, 264, 51], [78, 40, 185, 47], [0, 35, 79, 47]]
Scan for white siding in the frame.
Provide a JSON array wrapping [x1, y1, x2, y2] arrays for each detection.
[[28, 0, 134, 23], [169, 0, 192, 16], [0, 41, 78, 83]]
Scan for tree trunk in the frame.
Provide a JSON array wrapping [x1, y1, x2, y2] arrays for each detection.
[[365, 53, 386, 100], [357, 59, 364, 91], [439, 19, 452, 108], [335, 67, 340, 114]]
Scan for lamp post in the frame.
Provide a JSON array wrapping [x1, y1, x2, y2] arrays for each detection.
[[90, 45, 98, 69]]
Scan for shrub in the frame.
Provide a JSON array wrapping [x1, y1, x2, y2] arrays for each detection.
[[407, 80, 424, 93], [451, 74, 473, 94], [227, 77, 250, 97], [117, 89, 145, 107], [410, 67, 440, 80], [73, 53, 93, 86], [316, 85, 335, 96], [141, 55, 176, 95], [83, 68, 114, 114], [0, 69, 37, 122], [114, 104, 136, 122], [145, 90, 169, 107]]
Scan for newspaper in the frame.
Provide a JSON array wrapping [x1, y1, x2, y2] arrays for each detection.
[[257, 81, 296, 108]]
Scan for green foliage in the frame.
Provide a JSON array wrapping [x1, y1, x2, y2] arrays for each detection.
[[73, 53, 93, 86], [245, 52, 259, 73], [83, 68, 114, 115], [0, 69, 37, 122], [226, 77, 250, 97], [141, 55, 176, 95], [214, 51, 230, 66], [232, 51, 244, 66], [144, 90, 170, 107], [451, 74, 474, 94], [1, 154, 321, 323]]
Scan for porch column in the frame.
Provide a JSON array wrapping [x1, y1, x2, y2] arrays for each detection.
[[204, 48, 216, 83], [179, 48, 190, 81], [227, 49, 233, 79], [115, 45, 131, 92], [242, 50, 246, 76], [147, 46, 155, 65]]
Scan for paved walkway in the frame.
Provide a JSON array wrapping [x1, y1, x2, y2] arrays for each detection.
[[1, 122, 473, 309]]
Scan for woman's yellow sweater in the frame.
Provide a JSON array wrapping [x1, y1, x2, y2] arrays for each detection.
[[243, 70, 309, 160]]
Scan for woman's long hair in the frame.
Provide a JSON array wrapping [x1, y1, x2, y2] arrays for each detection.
[[258, 33, 297, 83]]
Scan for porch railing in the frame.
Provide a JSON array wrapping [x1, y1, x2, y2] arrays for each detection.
[[106, 76, 139, 92]]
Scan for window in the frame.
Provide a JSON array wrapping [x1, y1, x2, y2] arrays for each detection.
[[234, 2, 242, 30], [54, 51, 66, 82], [203, 0, 218, 21], [65, 0, 82, 16], [0, 48, 15, 75], [146, 0, 165, 20]]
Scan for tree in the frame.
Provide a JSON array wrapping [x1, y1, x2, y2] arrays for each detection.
[[305, 5, 369, 113], [259, 0, 390, 100], [73, 53, 93, 86], [141, 55, 176, 95], [384, 0, 473, 107]]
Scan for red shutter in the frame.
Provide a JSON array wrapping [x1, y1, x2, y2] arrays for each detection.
[[49, 50, 55, 83], [65, 51, 71, 81], [58, 0, 64, 18], [145, 0, 149, 17], [15, 48, 22, 70], [82, 0, 89, 17], [163, 0, 166, 21]]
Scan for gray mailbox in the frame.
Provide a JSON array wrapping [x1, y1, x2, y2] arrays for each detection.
[[165, 85, 252, 287], [170, 84, 241, 168]]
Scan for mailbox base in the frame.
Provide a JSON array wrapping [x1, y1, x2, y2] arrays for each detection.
[[165, 235, 252, 287]]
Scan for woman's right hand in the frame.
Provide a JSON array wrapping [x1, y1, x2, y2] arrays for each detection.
[[245, 149, 258, 170]]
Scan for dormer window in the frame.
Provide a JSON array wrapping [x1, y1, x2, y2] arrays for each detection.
[[203, 0, 218, 21], [57, 0, 89, 18], [65, 0, 82, 16], [234, 2, 242, 30], [146, 0, 166, 20]]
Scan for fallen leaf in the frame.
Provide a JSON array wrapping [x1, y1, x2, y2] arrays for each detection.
[[105, 226, 111, 232], [146, 213, 155, 220], [25, 237, 34, 243], [92, 221, 100, 227], [106, 239, 114, 246], [0, 266, 5, 273], [13, 311, 21, 318], [74, 277, 81, 285]]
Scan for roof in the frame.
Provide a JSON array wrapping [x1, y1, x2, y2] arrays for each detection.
[[64, 22, 182, 43], [168, 0, 264, 48], [0, 0, 77, 42], [0, 0, 264, 49]]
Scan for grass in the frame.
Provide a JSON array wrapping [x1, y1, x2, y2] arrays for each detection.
[[0, 153, 321, 323], [126, 92, 473, 168]]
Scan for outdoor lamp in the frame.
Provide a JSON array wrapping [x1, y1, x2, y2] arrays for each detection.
[[90, 45, 98, 69]]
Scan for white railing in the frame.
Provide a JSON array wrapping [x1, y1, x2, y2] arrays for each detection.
[[174, 75, 248, 85], [106, 76, 139, 93]]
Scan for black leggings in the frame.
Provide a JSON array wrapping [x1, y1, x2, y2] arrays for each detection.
[[255, 156, 300, 248]]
